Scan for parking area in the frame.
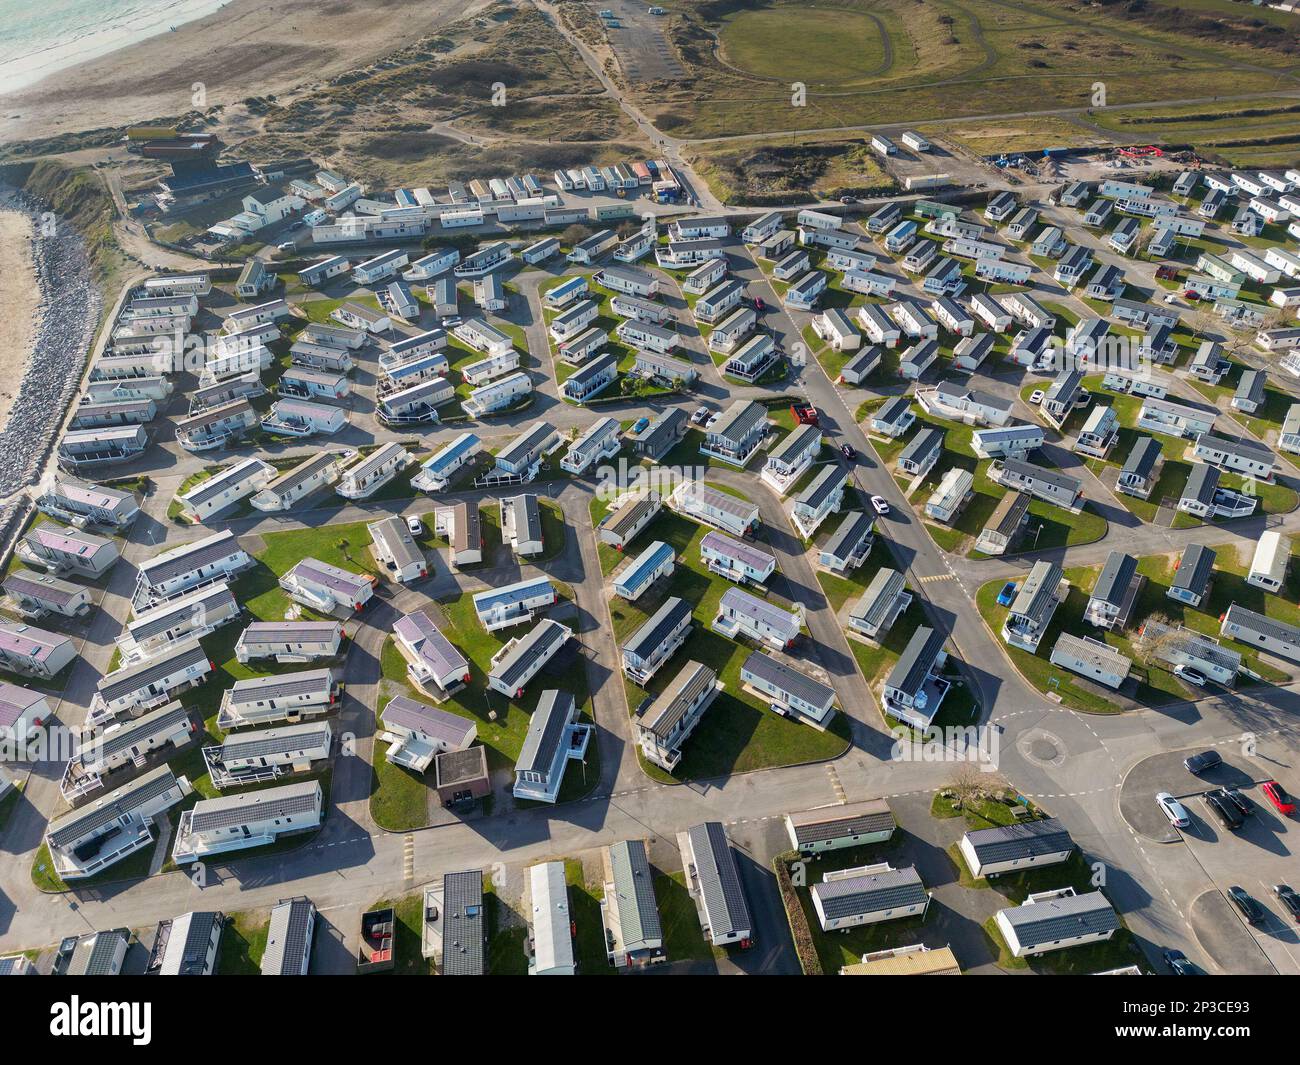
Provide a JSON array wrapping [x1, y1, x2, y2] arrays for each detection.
[[1121, 743, 1300, 973]]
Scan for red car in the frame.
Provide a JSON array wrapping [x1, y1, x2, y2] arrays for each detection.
[[1263, 780, 1296, 815], [791, 404, 819, 426]]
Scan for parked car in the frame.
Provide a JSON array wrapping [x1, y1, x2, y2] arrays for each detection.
[[406, 516, 424, 536], [753, 297, 766, 312], [631, 417, 650, 435], [1157, 791, 1191, 830], [1173, 664, 1206, 687], [840, 444, 855, 461], [441, 316, 462, 327], [1162, 949, 1204, 975], [1227, 885, 1265, 925], [1029, 389, 1045, 405], [1221, 788, 1253, 818], [1273, 884, 1300, 922], [996, 581, 1018, 607], [1204, 791, 1242, 830], [1184, 750, 1222, 775], [691, 406, 711, 425], [277, 241, 295, 253], [1073, 389, 1091, 408], [869, 495, 890, 516], [791, 404, 819, 426], [1262, 780, 1296, 815]]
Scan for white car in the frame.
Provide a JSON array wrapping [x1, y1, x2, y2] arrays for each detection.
[[1157, 791, 1191, 830], [1029, 389, 1045, 405], [870, 495, 891, 516], [1174, 664, 1207, 687], [406, 516, 424, 536]]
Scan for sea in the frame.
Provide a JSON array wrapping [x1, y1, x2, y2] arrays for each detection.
[[0, 0, 231, 95]]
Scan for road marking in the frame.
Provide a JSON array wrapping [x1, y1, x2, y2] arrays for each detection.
[[917, 573, 955, 584], [825, 764, 847, 804]]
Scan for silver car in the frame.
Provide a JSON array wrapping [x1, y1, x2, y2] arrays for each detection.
[[1157, 791, 1191, 829]]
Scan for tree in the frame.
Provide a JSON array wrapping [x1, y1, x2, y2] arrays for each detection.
[[945, 764, 1002, 810], [1132, 613, 1180, 667]]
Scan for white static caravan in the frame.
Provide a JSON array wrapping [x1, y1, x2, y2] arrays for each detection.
[[336, 442, 414, 499]]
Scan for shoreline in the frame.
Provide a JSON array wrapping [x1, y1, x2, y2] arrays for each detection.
[[0, 0, 485, 145], [0, 210, 39, 436], [0, 0, 231, 97]]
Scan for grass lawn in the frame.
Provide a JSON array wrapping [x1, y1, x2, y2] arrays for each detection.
[[786, 839, 932, 976], [217, 910, 270, 975], [484, 883, 528, 975], [869, 406, 1107, 555], [565, 859, 613, 975], [608, 507, 850, 782], [976, 543, 1297, 715], [654, 871, 718, 963], [369, 582, 601, 828]]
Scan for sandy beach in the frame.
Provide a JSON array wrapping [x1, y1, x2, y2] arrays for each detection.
[[0, 0, 484, 144], [0, 211, 39, 435]]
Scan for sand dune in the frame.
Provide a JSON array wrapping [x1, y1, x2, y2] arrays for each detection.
[[0, 0, 490, 143]]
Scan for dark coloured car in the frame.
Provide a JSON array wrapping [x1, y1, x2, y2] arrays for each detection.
[[1162, 949, 1205, 975], [1274, 885, 1300, 922], [1184, 750, 1222, 775], [1204, 791, 1242, 830], [840, 444, 855, 461], [1221, 788, 1253, 818], [1227, 886, 1265, 925]]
